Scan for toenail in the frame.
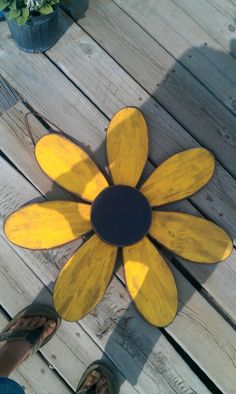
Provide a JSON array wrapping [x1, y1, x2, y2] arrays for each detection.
[[91, 370, 101, 378], [47, 320, 56, 328]]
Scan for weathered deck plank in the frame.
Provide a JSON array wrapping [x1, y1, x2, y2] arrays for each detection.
[[61, 1, 236, 178], [173, 0, 236, 55], [0, 75, 21, 115], [1, 154, 236, 392], [45, 10, 236, 240], [112, 0, 236, 117], [0, 101, 72, 201], [0, 1, 236, 391], [1, 19, 236, 248], [1, 43, 236, 326]]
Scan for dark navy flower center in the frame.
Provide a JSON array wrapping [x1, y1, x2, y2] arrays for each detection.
[[91, 185, 152, 247]]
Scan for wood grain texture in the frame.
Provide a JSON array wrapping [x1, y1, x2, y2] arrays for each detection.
[[37, 8, 236, 325], [4, 201, 91, 249], [173, 0, 236, 57], [36, 134, 108, 202], [44, 10, 236, 243], [113, 0, 236, 117], [140, 148, 215, 207], [1, 22, 236, 327], [0, 9, 236, 389], [54, 234, 117, 321], [0, 21, 109, 171], [107, 107, 148, 186], [0, 75, 21, 115], [60, 0, 236, 178], [0, 102, 72, 200], [0, 159, 208, 394], [150, 211, 233, 263], [0, 19, 235, 245], [121, 259, 236, 394], [123, 237, 178, 327]]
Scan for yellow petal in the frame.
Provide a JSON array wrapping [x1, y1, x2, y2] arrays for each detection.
[[140, 148, 215, 206], [107, 107, 148, 186], [123, 237, 178, 327], [53, 235, 117, 321], [150, 211, 233, 263], [4, 201, 91, 249], [36, 134, 108, 202]]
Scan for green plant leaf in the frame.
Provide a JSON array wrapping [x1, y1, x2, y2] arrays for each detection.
[[9, 7, 20, 17], [15, 14, 27, 24], [50, 0, 60, 4], [10, 0, 17, 10], [22, 6, 29, 18], [0, 0, 10, 12], [39, 4, 53, 14]]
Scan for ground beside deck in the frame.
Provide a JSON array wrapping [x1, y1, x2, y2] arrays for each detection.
[[0, 0, 236, 393]]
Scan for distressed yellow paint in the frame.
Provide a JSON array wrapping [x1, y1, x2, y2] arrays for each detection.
[[36, 134, 108, 202], [150, 211, 233, 263], [123, 237, 178, 327], [53, 235, 117, 321], [140, 148, 215, 206], [107, 107, 148, 186], [4, 201, 91, 249]]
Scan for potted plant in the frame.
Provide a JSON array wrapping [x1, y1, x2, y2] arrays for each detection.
[[0, 0, 61, 52]]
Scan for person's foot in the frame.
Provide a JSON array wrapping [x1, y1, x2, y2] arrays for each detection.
[[0, 316, 56, 377], [80, 370, 108, 393]]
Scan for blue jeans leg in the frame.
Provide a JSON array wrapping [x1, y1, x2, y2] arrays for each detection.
[[0, 377, 25, 393]]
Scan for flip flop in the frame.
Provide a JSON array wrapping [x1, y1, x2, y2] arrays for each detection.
[[76, 361, 119, 394], [0, 304, 60, 358]]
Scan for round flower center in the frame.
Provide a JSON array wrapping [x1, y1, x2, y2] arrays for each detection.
[[91, 185, 152, 247]]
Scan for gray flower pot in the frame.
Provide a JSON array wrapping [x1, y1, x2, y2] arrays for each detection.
[[6, 6, 60, 53]]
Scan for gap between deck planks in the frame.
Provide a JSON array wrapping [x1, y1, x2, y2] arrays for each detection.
[[46, 8, 236, 247], [51, 1, 236, 321], [61, 0, 236, 178], [0, 161, 211, 394], [1, 17, 236, 249], [112, 0, 236, 118], [1, 96, 236, 329], [2, 10, 236, 324], [172, 0, 236, 58], [0, 308, 73, 394], [0, 32, 236, 330], [1, 119, 236, 392], [0, 4, 235, 390], [2, 99, 236, 324]]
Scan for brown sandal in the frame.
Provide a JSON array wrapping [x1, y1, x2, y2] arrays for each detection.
[[76, 361, 119, 393], [0, 304, 60, 358]]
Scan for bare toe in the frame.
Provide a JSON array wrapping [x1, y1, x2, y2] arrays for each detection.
[[100, 385, 108, 394], [20, 317, 33, 328], [40, 320, 57, 341], [97, 382, 108, 394], [38, 316, 47, 327], [11, 318, 24, 330], [81, 370, 101, 390], [30, 316, 41, 328], [95, 376, 108, 394]]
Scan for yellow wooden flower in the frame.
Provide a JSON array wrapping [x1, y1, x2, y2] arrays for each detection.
[[4, 107, 233, 327]]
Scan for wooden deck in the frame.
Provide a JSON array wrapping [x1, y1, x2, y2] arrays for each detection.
[[0, 0, 236, 392]]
